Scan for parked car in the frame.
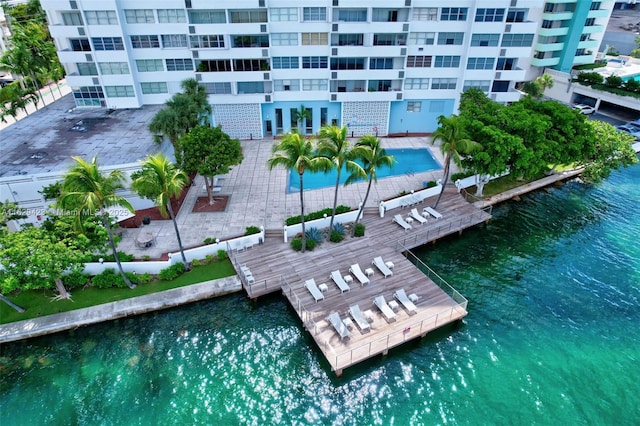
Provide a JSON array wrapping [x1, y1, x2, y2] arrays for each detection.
[[573, 104, 596, 114], [616, 121, 640, 133]]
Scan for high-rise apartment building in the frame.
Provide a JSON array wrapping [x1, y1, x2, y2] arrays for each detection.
[[40, 1, 614, 139]]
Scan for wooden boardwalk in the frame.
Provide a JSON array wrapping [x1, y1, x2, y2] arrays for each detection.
[[231, 189, 491, 375]]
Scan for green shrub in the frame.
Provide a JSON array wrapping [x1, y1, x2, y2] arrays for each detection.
[[424, 180, 438, 188], [92, 269, 120, 289], [573, 61, 606, 71], [94, 251, 135, 262], [330, 231, 344, 243], [354, 223, 365, 237], [305, 227, 323, 245], [137, 273, 154, 284], [64, 271, 90, 288], [285, 205, 351, 225], [332, 222, 345, 236], [191, 258, 201, 267], [158, 263, 186, 281], [217, 249, 228, 260], [450, 172, 474, 182], [290, 237, 317, 251], [244, 226, 261, 235], [205, 254, 215, 264], [624, 78, 640, 93], [605, 75, 623, 89], [203, 237, 216, 245], [576, 71, 604, 86]]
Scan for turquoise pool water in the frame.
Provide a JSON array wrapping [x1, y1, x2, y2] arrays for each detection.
[[1, 159, 639, 424], [288, 148, 440, 192]]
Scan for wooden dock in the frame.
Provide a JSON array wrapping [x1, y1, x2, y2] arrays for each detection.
[[231, 189, 491, 375]]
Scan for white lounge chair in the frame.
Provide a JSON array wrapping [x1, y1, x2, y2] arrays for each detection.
[[394, 288, 417, 314], [423, 206, 443, 220], [410, 208, 427, 224], [372, 256, 393, 278], [348, 305, 371, 332], [305, 279, 324, 302], [349, 264, 370, 286], [373, 295, 396, 322], [330, 270, 351, 293], [328, 312, 350, 340], [393, 214, 412, 231]]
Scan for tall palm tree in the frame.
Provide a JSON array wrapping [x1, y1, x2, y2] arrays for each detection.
[[318, 125, 359, 240], [132, 153, 190, 268], [268, 133, 331, 252], [431, 115, 482, 208], [59, 156, 136, 289], [347, 136, 395, 235]]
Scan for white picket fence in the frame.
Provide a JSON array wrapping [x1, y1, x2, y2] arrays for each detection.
[[378, 184, 442, 217]]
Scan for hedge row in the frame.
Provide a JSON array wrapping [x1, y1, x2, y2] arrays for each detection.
[[285, 205, 351, 226]]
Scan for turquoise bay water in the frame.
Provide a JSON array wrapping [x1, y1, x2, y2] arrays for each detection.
[[2, 161, 640, 424], [288, 148, 440, 192]]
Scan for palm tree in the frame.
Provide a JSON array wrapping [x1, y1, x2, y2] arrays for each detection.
[[292, 105, 311, 133], [317, 125, 359, 240], [132, 153, 190, 268], [431, 115, 482, 208], [268, 133, 331, 252], [59, 156, 136, 289], [347, 136, 395, 235]]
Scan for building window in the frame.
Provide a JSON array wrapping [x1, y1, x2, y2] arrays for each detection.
[[136, 59, 164, 72], [274, 79, 300, 91], [303, 7, 326, 22], [590, 2, 602, 11], [196, 60, 232, 72], [161, 34, 188, 48], [303, 56, 328, 69], [463, 80, 491, 92], [501, 34, 534, 47], [404, 78, 429, 90], [437, 32, 464, 45], [407, 101, 421, 112], [302, 79, 328, 91], [334, 34, 364, 46], [190, 35, 224, 49], [84, 10, 118, 25], [471, 33, 500, 47], [62, 12, 83, 26], [76, 62, 97, 75], [98, 62, 130, 75], [369, 58, 394, 70], [188, 10, 226, 24], [431, 78, 457, 90], [131, 35, 160, 48], [70, 38, 91, 51], [272, 57, 299, 69], [105, 85, 135, 97], [506, 9, 527, 23], [491, 80, 510, 92], [165, 58, 194, 71], [91, 37, 124, 51], [232, 35, 269, 48], [229, 9, 268, 23], [496, 58, 517, 71], [72, 86, 104, 107], [440, 8, 467, 21], [202, 82, 232, 94], [141, 82, 168, 94], [157, 9, 186, 23], [409, 32, 435, 45], [406, 56, 432, 67], [337, 9, 367, 22], [412, 8, 437, 21], [301, 33, 328, 45], [233, 59, 269, 71], [466, 57, 495, 70], [271, 33, 298, 46], [434, 56, 460, 68], [373, 33, 406, 46], [237, 81, 265, 94], [124, 9, 154, 24], [475, 8, 505, 22], [585, 18, 595, 27], [330, 57, 365, 70], [270, 8, 297, 21]]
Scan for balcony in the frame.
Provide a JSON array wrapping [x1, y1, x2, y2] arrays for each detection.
[[535, 42, 565, 52], [531, 57, 560, 67], [538, 27, 570, 37], [541, 12, 574, 21]]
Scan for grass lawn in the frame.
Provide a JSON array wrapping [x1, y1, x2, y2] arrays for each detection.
[[0, 260, 236, 324]]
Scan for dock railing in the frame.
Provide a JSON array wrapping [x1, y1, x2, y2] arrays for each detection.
[[393, 209, 489, 250], [281, 277, 324, 332]]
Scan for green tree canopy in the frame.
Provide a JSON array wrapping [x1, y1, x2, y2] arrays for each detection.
[[581, 121, 638, 182], [180, 125, 243, 205]]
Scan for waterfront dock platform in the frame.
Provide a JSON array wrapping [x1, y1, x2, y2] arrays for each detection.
[[232, 189, 490, 375]]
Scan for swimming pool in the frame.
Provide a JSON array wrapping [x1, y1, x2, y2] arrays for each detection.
[[288, 147, 441, 192]]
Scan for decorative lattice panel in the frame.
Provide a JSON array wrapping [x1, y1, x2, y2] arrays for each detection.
[[342, 101, 389, 137], [213, 104, 262, 140]]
